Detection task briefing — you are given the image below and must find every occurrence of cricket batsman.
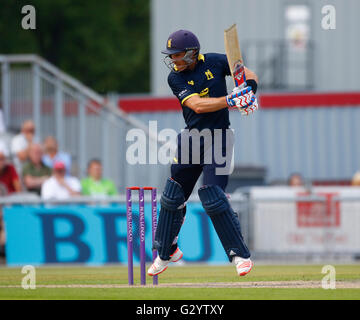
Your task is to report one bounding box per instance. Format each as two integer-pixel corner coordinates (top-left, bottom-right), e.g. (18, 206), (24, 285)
(148, 30), (258, 277)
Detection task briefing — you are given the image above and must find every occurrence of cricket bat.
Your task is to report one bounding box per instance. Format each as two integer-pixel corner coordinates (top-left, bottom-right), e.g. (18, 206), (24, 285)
(224, 24), (246, 88)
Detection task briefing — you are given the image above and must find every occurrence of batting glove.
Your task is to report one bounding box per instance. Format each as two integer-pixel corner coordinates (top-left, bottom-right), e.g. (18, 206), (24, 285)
(239, 95), (259, 116)
(226, 86), (258, 115)
(226, 86), (252, 107)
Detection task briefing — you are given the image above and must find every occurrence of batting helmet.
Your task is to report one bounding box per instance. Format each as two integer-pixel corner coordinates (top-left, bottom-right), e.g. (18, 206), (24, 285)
(161, 30), (200, 55)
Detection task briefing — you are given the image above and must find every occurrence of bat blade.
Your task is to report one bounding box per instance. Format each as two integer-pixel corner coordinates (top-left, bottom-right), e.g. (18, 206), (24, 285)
(224, 24), (246, 88)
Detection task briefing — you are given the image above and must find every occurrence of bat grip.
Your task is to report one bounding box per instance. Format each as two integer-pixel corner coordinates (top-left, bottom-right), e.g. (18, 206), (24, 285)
(234, 73), (247, 88)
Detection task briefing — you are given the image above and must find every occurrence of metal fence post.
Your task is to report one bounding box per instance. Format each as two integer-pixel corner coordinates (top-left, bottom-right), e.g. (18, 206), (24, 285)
(1, 61), (10, 130)
(307, 40), (315, 90)
(78, 94), (86, 178)
(117, 117), (126, 191)
(32, 63), (42, 139)
(102, 109), (110, 180)
(55, 78), (64, 151)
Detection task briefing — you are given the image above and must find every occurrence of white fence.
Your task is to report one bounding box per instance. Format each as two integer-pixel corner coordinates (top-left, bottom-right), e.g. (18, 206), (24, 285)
(247, 187), (360, 261)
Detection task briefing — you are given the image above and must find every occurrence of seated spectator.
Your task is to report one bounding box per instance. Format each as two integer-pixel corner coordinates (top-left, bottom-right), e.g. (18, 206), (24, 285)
(10, 120), (37, 174)
(0, 142), (21, 195)
(81, 159), (117, 196)
(351, 171), (360, 186)
(22, 144), (51, 195)
(288, 173), (304, 187)
(0, 141), (22, 259)
(42, 136), (72, 175)
(41, 161), (81, 200)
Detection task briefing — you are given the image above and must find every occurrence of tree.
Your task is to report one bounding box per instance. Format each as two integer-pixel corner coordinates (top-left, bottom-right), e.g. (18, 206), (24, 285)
(0, 0), (150, 94)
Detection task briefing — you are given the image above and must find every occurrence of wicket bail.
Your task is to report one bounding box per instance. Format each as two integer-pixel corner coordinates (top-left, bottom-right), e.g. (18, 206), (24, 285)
(126, 186), (158, 286)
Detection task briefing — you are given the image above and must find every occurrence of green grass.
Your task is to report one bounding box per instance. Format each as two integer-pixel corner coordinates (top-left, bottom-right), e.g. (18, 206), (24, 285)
(2, 287), (359, 300)
(0, 264), (359, 300)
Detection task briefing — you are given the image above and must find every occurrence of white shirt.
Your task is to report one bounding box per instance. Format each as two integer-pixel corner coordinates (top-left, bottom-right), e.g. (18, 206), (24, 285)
(10, 134), (28, 174)
(11, 133), (40, 155)
(11, 134), (40, 174)
(0, 140), (9, 157)
(11, 134), (28, 155)
(41, 176), (81, 200)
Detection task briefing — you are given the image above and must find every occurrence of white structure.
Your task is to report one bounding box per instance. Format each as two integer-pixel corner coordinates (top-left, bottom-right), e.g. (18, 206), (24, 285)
(151, 0), (360, 95)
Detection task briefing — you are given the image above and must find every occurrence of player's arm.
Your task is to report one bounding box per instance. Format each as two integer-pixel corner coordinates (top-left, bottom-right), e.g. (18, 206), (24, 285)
(184, 66), (258, 114)
(245, 67), (258, 83)
(183, 95), (228, 114)
(169, 73), (228, 114)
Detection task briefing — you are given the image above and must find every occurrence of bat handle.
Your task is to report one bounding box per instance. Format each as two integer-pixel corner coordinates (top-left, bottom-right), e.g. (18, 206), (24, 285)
(234, 74), (247, 88)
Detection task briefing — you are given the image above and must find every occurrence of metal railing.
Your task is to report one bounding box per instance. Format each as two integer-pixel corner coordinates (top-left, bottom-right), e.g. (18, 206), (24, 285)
(0, 54), (169, 191)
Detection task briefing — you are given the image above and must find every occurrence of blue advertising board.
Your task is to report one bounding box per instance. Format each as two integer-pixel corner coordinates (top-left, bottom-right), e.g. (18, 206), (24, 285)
(3, 203), (228, 266)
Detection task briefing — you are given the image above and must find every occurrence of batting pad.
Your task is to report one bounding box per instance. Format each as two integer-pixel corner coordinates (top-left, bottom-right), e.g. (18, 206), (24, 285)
(198, 185), (250, 261)
(153, 178), (186, 260)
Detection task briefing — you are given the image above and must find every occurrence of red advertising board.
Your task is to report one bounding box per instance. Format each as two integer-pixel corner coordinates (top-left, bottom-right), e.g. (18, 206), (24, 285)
(296, 193), (340, 227)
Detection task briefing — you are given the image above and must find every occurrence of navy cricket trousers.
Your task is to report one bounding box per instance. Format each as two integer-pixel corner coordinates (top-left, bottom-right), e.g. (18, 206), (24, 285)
(170, 129), (233, 201)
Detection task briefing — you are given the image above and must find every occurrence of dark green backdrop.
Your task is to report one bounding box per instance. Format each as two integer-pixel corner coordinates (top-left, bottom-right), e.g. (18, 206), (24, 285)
(0, 0), (150, 93)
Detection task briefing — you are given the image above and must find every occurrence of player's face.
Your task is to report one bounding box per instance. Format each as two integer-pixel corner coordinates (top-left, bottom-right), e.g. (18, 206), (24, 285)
(169, 52), (188, 71)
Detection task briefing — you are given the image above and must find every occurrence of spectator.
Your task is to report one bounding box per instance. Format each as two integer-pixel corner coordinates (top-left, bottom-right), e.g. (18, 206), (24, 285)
(10, 120), (37, 174)
(41, 161), (81, 200)
(81, 159), (117, 196)
(0, 142), (21, 195)
(351, 171), (360, 186)
(0, 142), (21, 258)
(288, 173), (304, 187)
(42, 136), (72, 175)
(22, 144), (51, 195)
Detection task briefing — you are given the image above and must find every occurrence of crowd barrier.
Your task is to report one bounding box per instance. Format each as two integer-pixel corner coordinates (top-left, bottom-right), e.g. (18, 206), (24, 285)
(1, 187), (360, 266)
(249, 187), (360, 261)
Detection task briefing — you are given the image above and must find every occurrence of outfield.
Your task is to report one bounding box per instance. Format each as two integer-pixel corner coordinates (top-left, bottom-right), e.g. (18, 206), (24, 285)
(0, 264), (359, 300)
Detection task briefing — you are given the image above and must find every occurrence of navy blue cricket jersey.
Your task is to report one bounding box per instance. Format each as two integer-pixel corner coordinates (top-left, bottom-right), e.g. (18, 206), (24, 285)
(167, 53), (231, 131)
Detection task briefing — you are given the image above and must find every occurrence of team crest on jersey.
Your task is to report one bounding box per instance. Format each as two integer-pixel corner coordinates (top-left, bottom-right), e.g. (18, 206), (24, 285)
(167, 39), (172, 48)
(205, 69), (214, 80)
(200, 87), (209, 97)
(188, 80), (194, 85)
